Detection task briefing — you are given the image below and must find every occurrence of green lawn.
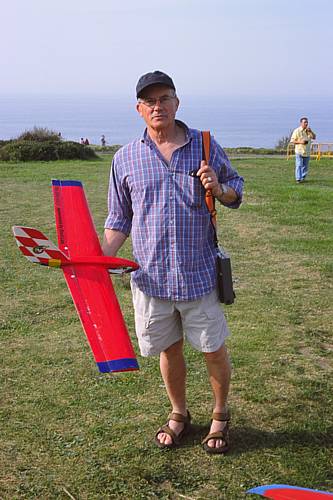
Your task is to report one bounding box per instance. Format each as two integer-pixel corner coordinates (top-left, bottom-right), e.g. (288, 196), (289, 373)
(0, 156), (332, 499)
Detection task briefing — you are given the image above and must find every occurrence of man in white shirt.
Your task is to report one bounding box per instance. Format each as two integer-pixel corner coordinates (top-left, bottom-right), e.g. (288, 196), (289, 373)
(290, 117), (316, 183)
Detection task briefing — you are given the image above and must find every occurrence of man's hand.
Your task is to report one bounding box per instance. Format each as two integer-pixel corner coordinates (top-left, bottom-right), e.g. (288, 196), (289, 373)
(197, 160), (221, 197)
(291, 139), (308, 145)
(306, 127), (316, 139)
(197, 161), (238, 204)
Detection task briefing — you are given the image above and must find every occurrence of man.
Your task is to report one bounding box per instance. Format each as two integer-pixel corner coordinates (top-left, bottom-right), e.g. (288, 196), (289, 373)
(103, 71), (244, 454)
(290, 117), (316, 183)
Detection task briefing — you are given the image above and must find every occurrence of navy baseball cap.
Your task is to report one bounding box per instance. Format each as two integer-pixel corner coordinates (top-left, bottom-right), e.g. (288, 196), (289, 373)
(136, 70), (176, 98)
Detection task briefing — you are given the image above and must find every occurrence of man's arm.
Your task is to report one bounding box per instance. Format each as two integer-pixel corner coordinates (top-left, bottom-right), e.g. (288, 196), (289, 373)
(103, 152), (133, 256)
(290, 130), (308, 145)
(196, 160), (238, 204)
(307, 128), (316, 140)
(102, 228), (128, 256)
(196, 136), (243, 208)
(213, 183), (238, 204)
(291, 138), (308, 144)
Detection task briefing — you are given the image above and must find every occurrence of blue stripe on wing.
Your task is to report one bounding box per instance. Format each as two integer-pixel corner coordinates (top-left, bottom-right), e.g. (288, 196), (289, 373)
(97, 358), (139, 373)
(52, 179), (83, 187)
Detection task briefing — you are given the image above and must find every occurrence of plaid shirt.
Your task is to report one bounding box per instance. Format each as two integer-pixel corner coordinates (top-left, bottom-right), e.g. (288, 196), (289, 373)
(105, 121), (244, 301)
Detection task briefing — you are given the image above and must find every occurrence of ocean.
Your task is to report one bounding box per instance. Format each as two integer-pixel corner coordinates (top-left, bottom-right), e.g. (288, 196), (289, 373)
(0, 94), (332, 148)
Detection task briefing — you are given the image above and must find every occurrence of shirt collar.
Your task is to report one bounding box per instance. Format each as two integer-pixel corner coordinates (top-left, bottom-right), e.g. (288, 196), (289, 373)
(140, 120), (193, 145)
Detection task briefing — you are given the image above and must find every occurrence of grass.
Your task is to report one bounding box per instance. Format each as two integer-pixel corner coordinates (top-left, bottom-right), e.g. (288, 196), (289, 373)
(0, 156), (332, 499)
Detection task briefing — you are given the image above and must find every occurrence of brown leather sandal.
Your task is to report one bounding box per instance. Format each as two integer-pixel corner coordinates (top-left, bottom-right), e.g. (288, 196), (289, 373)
(202, 410), (230, 454)
(154, 411), (191, 449)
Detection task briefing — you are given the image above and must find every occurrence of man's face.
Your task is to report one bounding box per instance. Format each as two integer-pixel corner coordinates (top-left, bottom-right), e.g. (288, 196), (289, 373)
(136, 85), (179, 131)
(301, 119), (308, 129)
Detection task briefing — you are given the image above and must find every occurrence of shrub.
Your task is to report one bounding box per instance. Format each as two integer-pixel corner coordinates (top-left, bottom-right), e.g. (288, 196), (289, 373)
(57, 141), (97, 160)
(92, 145), (122, 154)
(17, 126), (61, 142)
(0, 140), (12, 148)
(0, 141), (97, 162)
(224, 147), (282, 155)
(275, 131), (292, 151)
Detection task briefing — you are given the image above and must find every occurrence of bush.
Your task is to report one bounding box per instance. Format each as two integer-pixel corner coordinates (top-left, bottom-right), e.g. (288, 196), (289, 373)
(57, 141), (97, 160)
(0, 141), (97, 162)
(275, 131), (292, 151)
(92, 145), (122, 154)
(17, 126), (61, 142)
(224, 147), (283, 155)
(0, 140), (12, 148)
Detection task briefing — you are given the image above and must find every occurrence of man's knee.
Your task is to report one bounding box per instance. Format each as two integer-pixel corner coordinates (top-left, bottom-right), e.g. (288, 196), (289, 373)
(162, 338), (184, 357)
(204, 343), (230, 365)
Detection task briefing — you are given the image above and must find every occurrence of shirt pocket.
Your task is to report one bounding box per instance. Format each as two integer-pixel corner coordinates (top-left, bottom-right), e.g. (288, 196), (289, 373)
(179, 173), (203, 208)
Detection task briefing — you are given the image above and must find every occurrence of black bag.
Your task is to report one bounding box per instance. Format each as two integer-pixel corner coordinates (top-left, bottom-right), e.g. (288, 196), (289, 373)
(216, 246), (235, 305)
(202, 131), (235, 305)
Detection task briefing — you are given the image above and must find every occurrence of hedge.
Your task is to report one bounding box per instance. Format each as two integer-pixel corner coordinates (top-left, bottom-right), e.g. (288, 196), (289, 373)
(0, 141), (97, 162)
(17, 126), (61, 142)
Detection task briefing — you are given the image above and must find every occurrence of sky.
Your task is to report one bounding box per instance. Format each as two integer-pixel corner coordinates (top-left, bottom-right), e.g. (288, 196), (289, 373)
(2, 0), (333, 98)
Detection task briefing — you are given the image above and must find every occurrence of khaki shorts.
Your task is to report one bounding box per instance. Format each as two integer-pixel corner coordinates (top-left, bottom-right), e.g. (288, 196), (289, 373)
(131, 283), (230, 357)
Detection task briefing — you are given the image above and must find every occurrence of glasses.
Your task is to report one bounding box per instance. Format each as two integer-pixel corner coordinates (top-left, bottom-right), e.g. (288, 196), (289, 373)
(138, 95), (176, 108)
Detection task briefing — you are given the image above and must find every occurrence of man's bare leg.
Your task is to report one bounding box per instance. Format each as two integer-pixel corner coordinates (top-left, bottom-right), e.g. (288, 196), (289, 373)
(156, 339), (187, 446)
(204, 343), (231, 449)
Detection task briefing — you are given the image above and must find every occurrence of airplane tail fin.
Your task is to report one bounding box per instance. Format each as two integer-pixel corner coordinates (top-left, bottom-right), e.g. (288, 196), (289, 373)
(12, 226), (69, 267)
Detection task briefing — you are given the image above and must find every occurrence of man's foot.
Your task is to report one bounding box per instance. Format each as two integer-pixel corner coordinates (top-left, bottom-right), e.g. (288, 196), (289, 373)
(155, 411), (191, 448)
(202, 410), (230, 454)
(206, 419), (228, 449)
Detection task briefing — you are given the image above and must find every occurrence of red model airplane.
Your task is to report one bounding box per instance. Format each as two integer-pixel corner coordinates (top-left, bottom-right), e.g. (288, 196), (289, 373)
(13, 179), (139, 373)
(247, 484), (333, 499)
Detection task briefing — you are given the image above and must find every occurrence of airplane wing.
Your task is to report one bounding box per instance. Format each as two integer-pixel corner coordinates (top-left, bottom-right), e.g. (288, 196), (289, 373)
(247, 484), (333, 499)
(51, 179), (139, 373)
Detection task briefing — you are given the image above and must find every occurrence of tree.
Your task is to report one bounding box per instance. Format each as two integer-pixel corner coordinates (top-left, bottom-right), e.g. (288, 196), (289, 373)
(275, 130), (292, 151)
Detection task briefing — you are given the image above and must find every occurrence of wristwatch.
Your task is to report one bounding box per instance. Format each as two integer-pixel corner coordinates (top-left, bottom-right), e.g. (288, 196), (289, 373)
(220, 183), (228, 195)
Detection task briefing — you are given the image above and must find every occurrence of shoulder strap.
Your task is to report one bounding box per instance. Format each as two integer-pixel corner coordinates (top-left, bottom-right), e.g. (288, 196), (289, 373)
(201, 131), (217, 229)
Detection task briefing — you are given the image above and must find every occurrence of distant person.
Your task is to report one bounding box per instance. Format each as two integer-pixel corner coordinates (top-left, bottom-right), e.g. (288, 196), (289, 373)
(101, 134), (106, 147)
(290, 117), (316, 183)
(84, 138), (90, 145)
(80, 138), (85, 144)
(103, 70), (244, 454)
